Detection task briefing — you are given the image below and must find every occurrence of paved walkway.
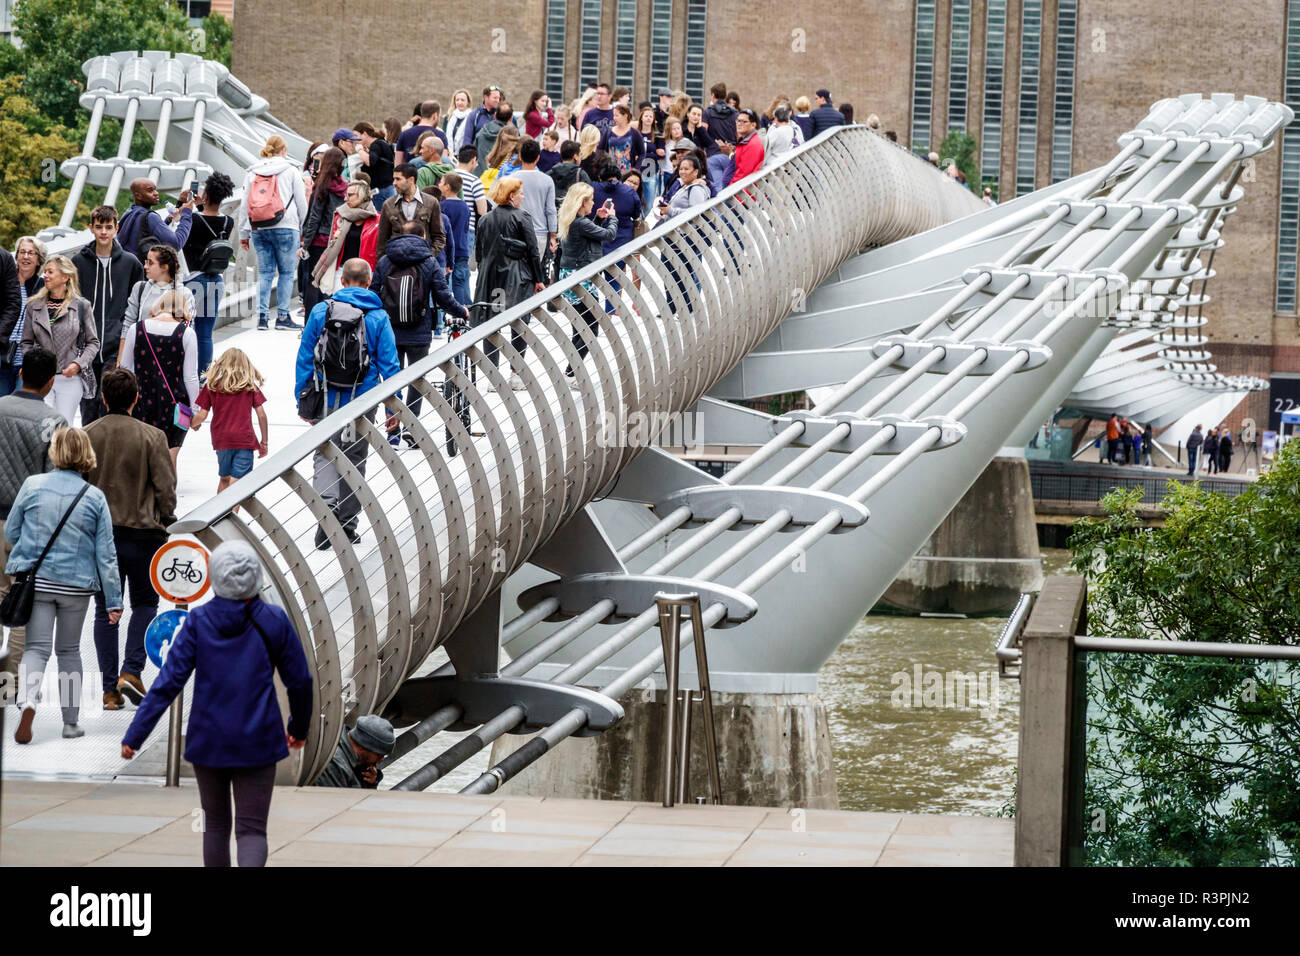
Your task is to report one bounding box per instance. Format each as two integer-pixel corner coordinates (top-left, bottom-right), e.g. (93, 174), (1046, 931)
(1, 781), (1014, 866)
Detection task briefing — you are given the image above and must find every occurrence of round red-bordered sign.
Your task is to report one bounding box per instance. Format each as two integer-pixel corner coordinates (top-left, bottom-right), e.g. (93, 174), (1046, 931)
(150, 539), (212, 605)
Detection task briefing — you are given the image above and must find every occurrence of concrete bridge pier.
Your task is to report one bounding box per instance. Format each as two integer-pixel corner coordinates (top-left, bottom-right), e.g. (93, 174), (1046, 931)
(488, 690), (839, 809)
(879, 455), (1043, 616)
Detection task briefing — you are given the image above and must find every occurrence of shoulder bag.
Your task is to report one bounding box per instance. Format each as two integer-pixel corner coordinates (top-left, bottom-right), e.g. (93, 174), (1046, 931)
(0, 484), (91, 627)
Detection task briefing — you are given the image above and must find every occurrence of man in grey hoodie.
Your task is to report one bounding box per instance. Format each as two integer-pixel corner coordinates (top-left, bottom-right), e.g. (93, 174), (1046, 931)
(72, 206), (144, 425)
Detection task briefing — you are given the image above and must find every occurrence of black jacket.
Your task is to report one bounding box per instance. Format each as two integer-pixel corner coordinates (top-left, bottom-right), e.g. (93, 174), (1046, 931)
(71, 239), (145, 359)
(371, 234), (466, 346)
(809, 103), (846, 138)
(474, 205), (545, 316)
(302, 184), (346, 247)
(0, 249), (19, 343)
(560, 214), (618, 271)
(704, 102), (738, 146)
(549, 161), (591, 208)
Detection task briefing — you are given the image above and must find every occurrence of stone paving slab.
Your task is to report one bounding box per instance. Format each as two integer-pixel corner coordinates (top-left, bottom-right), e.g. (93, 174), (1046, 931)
(0, 781), (1014, 866)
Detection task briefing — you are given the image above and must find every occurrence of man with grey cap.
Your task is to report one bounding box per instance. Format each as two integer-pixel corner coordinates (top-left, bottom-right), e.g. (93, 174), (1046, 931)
(314, 714), (395, 788)
(123, 539), (313, 867)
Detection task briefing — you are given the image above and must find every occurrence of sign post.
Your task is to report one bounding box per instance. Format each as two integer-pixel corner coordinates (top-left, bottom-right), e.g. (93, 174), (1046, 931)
(148, 540), (210, 787)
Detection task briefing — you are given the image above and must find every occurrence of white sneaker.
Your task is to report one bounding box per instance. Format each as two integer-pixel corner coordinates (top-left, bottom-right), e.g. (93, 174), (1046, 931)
(568, 375), (583, 389)
(508, 374), (525, 391)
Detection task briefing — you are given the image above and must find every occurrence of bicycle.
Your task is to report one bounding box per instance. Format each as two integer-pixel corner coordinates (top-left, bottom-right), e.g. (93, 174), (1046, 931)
(160, 558), (203, 585)
(442, 304), (487, 457)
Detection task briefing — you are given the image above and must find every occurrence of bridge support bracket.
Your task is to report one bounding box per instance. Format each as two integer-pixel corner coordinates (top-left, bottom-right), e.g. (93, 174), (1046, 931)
(517, 573), (759, 627)
(652, 485), (870, 534)
(385, 675), (624, 737)
(775, 411), (967, 453)
(872, 334), (1054, 374)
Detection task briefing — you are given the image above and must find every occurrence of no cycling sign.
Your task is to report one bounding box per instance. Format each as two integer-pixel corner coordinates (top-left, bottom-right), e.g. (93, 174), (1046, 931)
(149, 539), (211, 606)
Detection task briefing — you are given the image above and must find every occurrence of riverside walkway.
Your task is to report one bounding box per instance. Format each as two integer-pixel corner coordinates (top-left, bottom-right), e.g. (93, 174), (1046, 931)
(1, 780), (1012, 866)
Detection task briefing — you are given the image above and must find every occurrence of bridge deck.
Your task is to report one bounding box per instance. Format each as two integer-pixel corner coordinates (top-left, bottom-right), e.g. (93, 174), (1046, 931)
(1, 780), (1013, 866)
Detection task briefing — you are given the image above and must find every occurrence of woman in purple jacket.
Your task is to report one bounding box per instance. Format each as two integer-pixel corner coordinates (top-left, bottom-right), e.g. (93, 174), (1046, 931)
(121, 540), (313, 867)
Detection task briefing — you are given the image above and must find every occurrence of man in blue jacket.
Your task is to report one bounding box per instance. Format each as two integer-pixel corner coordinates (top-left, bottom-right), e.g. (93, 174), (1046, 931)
(809, 89), (847, 138)
(295, 258), (401, 550)
(116, 179), (195, 259)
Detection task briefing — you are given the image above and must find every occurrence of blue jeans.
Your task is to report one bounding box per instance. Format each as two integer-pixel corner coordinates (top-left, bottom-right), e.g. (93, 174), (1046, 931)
(373, 185), (397, 205)
(603, 260), (625, 315)
(452, 258), (471, 310)
(0, 360), (19, 396)
(186, 272), (224, 373)
(251, 228), (298, 321)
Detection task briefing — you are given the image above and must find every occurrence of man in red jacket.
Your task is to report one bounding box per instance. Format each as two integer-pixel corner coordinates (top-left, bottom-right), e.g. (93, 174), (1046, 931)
(729, 109), (765, 186)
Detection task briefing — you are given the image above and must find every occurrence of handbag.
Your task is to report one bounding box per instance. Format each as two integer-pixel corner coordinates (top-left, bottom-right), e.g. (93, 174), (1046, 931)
(142, 319), (191, 430)
(0, 484), (90, 627)
(297, 378), (324, 423)
(632, 218), (650, 238)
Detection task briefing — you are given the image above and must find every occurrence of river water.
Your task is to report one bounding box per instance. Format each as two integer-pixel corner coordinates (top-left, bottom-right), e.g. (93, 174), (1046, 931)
(818, 548), (1072, 814)
(390, 549), (1073, 809)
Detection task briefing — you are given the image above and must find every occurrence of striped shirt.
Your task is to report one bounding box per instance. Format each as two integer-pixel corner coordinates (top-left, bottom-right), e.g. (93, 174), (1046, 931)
(35, 576), (96, 597)
(457, 168), (486, 232)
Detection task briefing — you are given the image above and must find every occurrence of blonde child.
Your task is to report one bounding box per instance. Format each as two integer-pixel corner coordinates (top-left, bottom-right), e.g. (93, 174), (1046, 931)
(190, 348), (269, 497)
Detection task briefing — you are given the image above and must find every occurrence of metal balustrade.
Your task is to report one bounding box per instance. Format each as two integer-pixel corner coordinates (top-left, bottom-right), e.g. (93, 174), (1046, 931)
(172, 125), (979, 783)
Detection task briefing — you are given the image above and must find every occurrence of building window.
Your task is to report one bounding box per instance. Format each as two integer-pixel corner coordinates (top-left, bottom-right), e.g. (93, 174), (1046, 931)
(948, 0), (972, 134)
(615, 0), (637, 92)
(544, 0), (567, 100)
(1278, 0), (1300, 313)
(1051, 0), (1078, 183)
(1016, 0), (1043, 196)
(580, 0), (602, 88)
(981, 0), (1007, 186)
(649, 0), (673, 100)
(684, 0), (707, 103)
(911, 0), (937, 151)
(176, 0), (211, 20)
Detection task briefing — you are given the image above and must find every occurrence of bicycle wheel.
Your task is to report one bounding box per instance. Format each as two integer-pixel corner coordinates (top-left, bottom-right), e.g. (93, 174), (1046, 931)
(442, 376), (459, 457)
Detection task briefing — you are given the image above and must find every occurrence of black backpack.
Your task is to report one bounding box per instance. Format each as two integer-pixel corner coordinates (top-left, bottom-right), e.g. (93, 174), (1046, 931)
(195, 215), (235, 276)
(380, 263), (427, 329)
(313, 299), (371, 391)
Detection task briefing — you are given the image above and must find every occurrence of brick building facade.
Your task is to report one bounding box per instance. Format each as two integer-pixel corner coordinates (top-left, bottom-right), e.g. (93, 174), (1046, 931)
(233, 0), (1300, 433)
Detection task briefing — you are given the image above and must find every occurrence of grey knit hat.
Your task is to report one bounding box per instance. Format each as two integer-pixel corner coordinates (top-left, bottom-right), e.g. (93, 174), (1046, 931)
(208, 540), (263, 600)
(349, 715), (395, 756)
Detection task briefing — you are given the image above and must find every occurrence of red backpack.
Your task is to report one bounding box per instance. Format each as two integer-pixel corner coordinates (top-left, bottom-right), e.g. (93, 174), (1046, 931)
(247, 171), (287, 228)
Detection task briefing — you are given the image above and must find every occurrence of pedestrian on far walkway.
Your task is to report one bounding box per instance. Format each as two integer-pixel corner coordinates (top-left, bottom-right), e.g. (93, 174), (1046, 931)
(1186, 424), (1203, 476)
(122, 539), (312, 867)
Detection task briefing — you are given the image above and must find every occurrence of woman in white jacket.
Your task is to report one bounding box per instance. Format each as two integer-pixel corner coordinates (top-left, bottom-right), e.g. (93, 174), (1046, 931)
(237, 135), (308, 331)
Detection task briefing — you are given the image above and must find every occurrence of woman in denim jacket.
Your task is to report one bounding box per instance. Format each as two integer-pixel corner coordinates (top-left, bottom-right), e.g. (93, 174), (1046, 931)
(8, 427), (122, 744)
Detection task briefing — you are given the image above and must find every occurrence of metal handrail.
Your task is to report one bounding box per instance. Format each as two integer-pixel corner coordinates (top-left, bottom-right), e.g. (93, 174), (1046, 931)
(995, 592), (1034, 677)
(1073, 635), (1300, 659)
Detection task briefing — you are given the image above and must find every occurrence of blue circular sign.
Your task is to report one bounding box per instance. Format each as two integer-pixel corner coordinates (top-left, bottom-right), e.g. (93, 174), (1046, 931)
(144, 609), (188, 668)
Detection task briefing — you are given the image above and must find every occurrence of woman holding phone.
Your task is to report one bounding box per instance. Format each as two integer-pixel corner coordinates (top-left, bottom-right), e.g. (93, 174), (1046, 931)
(556, 183), (617, 382)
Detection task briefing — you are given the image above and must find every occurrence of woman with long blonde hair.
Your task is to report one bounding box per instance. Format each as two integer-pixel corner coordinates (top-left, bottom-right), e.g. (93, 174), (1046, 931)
(668, 92), (691, 124)
(190, 347), (270, 497)
(556, 182), (617, 382)
(22, 254), (98, 422)
(481, 124), (523, 191)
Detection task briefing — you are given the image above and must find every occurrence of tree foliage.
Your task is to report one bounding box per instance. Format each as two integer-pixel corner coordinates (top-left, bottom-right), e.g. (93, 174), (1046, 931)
(0, 77), (88, 250)
(1068, 443), (1300, 865)
(936, 130), (980, 193)
(9, 0), (199, 128)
